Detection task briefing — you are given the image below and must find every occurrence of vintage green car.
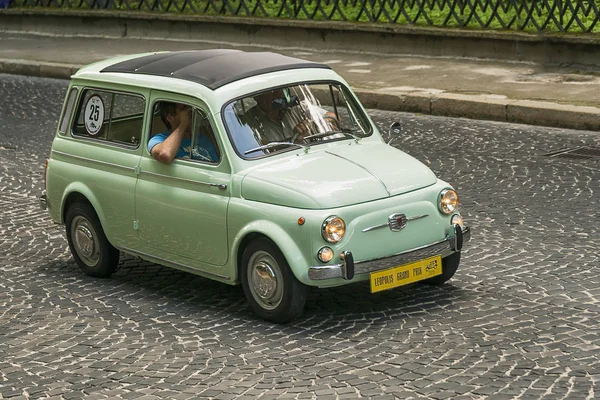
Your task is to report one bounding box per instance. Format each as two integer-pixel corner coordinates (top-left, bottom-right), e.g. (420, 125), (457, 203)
(40, 50), (470, 323)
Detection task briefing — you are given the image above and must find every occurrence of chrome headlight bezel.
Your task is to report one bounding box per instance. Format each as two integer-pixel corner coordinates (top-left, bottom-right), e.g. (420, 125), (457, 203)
(321, 216), (346, 243)
(439, 189), (459, 214)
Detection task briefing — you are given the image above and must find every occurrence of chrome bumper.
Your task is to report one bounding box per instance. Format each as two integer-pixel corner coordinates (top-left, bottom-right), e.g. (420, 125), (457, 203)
(39, 192), (47, 210)
(308, 225), (471, 281)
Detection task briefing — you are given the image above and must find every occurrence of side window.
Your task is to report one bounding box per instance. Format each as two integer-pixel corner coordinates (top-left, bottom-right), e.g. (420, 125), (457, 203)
(72, 89), (145, 147)
(149, 101), (220, 164)
(337, 86), (371, 134)
(329, 86), (353, 128)
(59, 87), (79, 135)
(192, 109), (220, 163)
(73, 90), (112, 139)
(108, 94), (145, 146)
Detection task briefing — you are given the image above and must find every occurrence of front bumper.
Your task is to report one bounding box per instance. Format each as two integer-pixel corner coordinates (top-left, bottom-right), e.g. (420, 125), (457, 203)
(308, 225), (471, 281)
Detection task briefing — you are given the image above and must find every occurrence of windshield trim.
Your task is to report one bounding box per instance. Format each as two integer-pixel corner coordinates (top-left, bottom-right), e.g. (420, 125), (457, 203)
(220, 79), (373, 161)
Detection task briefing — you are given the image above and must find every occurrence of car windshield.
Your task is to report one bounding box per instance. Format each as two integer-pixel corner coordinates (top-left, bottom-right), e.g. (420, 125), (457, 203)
(223, 82), (372, 159)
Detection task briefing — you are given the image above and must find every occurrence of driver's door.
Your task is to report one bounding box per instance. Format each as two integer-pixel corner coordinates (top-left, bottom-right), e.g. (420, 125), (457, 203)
(134, 93), (230, 267)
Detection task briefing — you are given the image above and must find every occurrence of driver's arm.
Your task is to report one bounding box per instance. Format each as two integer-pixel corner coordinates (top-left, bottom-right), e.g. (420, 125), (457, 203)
(150, 127), (186, 164)
(323, 111), (340, 129)
(292, 107), (340, 142)
(150, 106), (191, 164)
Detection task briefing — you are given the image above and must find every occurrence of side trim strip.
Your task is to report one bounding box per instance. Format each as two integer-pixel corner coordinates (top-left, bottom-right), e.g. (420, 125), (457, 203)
(139, 170), (227, 190)
(53, 150), (227, 189)
(52, 150), (135, 172)
(119, 246), (231, 281)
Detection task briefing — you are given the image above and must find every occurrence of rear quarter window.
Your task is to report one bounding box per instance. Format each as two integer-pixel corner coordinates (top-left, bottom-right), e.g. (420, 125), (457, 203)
(58, 87), (79, 135)
(72, 88), (145, 148)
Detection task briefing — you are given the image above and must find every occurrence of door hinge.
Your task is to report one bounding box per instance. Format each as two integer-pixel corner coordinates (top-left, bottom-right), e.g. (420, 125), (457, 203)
(134, 165), (141, 175)
(133, 220), (139, 230)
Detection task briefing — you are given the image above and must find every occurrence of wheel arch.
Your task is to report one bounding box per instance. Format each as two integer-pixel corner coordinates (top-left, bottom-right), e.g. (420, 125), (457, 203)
(60, 183), (106, 231)
(232, 221), (309, 285)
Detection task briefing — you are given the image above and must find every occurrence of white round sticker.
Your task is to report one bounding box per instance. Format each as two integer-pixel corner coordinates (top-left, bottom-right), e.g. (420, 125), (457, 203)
(84, 95), (105, 136)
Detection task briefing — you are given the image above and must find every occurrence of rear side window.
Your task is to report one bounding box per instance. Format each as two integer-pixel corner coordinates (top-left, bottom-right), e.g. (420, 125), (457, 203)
(59, 87), (79, 135)
(72, 89), (145, 147)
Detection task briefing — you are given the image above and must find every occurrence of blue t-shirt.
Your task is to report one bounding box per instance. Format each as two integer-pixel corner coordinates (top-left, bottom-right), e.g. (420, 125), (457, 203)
(148, 133), (218, 162)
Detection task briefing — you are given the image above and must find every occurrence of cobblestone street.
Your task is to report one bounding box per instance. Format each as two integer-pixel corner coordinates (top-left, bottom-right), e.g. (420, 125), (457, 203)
(1, 74), (599, 399)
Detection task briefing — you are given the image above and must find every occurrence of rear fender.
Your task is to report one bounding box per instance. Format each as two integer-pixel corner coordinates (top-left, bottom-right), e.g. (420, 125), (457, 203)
(60, 182), (106, 230)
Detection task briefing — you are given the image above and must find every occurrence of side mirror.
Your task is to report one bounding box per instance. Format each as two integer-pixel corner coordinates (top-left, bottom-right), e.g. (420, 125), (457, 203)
(389, 121), (402, 136)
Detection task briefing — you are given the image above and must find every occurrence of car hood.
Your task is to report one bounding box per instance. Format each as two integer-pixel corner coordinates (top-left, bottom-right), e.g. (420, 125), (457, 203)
(241, 143), (438, 209)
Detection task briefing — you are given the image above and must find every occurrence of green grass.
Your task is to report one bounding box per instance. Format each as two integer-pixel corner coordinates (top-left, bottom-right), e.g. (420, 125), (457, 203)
(12, 0), (600, 33)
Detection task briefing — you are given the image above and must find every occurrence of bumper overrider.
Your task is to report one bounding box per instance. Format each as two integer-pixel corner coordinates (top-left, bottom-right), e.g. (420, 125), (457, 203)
(308, 224), (471, 281)
(39, 192), (48, 210)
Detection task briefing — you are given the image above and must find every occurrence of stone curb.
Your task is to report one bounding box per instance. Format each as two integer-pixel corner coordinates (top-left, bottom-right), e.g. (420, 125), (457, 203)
(2, 59), (600, 132)
(353, 90), (600, 132)
(0, 59), (80, 79)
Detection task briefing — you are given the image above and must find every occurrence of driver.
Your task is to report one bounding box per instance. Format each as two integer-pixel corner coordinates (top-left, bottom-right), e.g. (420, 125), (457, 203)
(243, 89), (337, 145)
(149, 102), (218, 164)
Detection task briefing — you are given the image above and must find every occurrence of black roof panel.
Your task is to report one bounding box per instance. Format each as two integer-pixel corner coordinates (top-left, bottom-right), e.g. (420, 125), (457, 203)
(101, 50), (331, 90)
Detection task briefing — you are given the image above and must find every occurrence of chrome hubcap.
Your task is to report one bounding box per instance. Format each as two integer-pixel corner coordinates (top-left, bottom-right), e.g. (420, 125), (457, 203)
(248, 251), (283, 310)
(71, 216), (100, 267)
(76, 226), (94, 257)
(253, 262), (277, 299)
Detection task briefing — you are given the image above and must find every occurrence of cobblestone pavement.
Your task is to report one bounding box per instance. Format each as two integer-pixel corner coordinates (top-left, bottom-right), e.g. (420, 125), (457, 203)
(0, 74), (599, 400)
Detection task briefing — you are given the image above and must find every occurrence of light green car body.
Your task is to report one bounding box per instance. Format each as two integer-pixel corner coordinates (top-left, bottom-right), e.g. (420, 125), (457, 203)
(45, 52), (467, 289)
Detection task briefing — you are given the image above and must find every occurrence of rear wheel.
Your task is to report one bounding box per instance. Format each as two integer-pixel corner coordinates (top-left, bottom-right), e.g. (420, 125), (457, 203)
(241, 238), (307, 323)
(422, 252), (460, 285)
(65, 202), (119, 278)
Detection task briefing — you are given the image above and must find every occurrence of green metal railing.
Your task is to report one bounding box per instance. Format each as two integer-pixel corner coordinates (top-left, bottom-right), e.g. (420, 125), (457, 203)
(8, 0), (600, 33)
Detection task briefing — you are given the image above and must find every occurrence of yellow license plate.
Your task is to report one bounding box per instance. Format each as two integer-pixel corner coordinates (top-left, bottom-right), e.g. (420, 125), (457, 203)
(370, 255), (442, 293)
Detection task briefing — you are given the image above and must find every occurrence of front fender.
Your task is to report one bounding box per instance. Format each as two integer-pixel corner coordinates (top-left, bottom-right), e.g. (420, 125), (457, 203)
(231, 219), (311, 285)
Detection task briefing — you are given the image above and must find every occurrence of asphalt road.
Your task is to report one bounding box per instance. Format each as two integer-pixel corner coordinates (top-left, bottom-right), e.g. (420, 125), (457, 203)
(1, 74), (599, 400)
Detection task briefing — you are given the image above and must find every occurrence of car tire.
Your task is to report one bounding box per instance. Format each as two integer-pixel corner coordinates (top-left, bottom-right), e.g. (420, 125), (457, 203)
(422, 252), (461, 285)
(241, 238), (307, 323)
(65, 202), (119, 278)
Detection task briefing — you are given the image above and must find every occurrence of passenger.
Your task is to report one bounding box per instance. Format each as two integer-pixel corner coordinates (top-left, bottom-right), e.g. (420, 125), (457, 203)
(148, 102), (218, 164)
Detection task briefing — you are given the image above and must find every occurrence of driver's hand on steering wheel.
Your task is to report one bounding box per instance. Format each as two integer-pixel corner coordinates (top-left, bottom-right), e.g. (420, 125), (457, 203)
(293, 119), (311, 142)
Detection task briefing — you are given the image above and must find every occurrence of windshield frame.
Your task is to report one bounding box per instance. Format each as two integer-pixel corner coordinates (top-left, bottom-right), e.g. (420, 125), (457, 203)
(220, 80), (373, 161)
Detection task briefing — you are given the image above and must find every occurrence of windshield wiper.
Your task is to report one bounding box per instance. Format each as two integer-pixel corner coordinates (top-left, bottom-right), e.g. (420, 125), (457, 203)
(244, 141), (310, 155)
(303, 128), (362, 143)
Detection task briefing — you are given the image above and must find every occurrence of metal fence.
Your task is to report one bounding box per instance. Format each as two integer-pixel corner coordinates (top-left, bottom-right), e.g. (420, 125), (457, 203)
(9, 0), (600, 33)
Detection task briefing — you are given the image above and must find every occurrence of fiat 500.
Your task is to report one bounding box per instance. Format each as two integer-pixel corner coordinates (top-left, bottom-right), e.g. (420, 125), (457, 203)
(40, 50), (471, 323)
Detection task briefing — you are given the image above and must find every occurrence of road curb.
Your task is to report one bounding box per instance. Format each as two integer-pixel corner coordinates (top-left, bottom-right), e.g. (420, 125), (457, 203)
(353, 89), (600, 132)
(0, 59), (78, 80)
(3, 59), (600, 132)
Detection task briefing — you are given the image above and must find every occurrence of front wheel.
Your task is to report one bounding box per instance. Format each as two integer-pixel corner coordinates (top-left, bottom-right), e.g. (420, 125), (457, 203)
(241, 238), (307, 323)
(422, 252), (461, 285)
(65, 202), (119, 278)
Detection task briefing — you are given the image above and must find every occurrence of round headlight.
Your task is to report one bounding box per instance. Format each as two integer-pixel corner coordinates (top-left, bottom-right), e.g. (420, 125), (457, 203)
(322, 216), (346, 243)
(317, 247), (334, 263)
(440, 189), (459, 214)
